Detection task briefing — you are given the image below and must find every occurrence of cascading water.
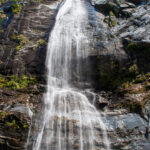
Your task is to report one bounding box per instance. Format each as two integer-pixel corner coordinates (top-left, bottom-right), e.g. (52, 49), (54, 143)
(28, 0), (110, 149)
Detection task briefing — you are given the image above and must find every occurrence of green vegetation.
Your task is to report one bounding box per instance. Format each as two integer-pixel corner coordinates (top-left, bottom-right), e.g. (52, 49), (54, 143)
(104, 11), (117, 27)
(12, 0), (23, 14)
(34, 39), (46, 49)
(107, 2), (115, 10)
(104, 16), (117, 27)
(134, 74), (147, 84)
(104, 17), (109, 23)
(0, 0), (4, 3)
(0, 0), (23, 35)
(6, 120), (20, 129)
(127, 42), (139, 51)
(127, 42), (150, 56)
(23, 123), (28, 128)
(109, 11), (115, 16)
(129, 64), (139, 77)
(0, 11), (6, 34)
(0, 74), (36, 90)
(118, 101), (144, 114)
(0, 12), (6, 27)
(35, 0), (43, 2)
(110, 20), (117, 27)
(118, 93), (150, 114)
(0, 0), (23, 16)
(0, 74), (5, 88)
(97, 62), (139, 91)
(0, 111), (7, 119)
(0, 111), (29, 129)
(11, 34), (28, 50)
(12, 2), (22, 14)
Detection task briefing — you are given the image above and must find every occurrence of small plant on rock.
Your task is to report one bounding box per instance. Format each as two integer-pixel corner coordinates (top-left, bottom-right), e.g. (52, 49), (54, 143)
(11, 34), (28, 51)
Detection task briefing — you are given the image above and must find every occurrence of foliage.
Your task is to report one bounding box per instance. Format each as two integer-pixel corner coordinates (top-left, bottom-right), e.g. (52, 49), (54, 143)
(97, 62), (139, 91)
(0, 0), (4, 3)
(0, 74), (5, 88)
(0, 111), (7, 119)
(11, 34), (28, 50)
(127, 42), (139, 51)
(109, 11), (115, 16)
(96, 57), (147, 92)
(110, 20), (117, 27)
(23, 123), (28, 128)
(12, 3), (22, 14)
(128, 64), (138, 77)
(108, 2), (115, 10)
(35, 0), (43, 2)
(12, 0), (23, 14)
(0, 74), (37, 90)
(118, 101), (144, 114)
(134, 74), (147, 83)
(104, 11), (117, 27)
(34, 39), (46, 49)
(104, 17), (109, 23)
(127, 42), (150, 55)
(0, 12), (6, 27)
(0, 0), (22, 14)
(6, 120), (20, 129)
(0, 111), (29, 129)
(118, 93), (150, 115)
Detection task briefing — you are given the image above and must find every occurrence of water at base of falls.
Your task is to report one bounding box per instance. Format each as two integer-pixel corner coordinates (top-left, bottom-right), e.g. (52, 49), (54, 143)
(28, 0), (111, 150)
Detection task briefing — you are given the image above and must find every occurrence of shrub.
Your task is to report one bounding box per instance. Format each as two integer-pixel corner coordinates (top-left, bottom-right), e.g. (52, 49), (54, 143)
(127, 42), (138, 51)
(0, 74), (37, 90)
(6, 120), (20, 129)
(12, 3), (22, 14)
(12, 0), (23, 14)
(129, 64), (139, 77)
(11, 34), (28, 50)
(0, 74), (6, 88)
(34, 39), (46, 49)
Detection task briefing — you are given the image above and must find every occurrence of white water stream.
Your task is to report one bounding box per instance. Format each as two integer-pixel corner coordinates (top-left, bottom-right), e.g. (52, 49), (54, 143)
(30, 0), (111, 149)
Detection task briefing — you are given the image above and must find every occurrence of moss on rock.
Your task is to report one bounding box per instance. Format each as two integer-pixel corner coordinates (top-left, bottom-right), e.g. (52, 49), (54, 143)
(96, 61), (139, 91)
(0, 74), (37, 90)
(11, 34), (29, 51)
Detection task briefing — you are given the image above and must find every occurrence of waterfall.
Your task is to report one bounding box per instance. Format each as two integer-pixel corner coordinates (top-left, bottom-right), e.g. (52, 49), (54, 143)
(29, 0), (111, 149)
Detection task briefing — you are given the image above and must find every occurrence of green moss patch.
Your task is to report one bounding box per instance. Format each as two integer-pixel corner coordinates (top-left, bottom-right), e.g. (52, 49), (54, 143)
(0, 75), (37, 90)
(97, 62), (139, 91)
(34, 39), (46, 49)
(12, 1), (22, 14)
(11, 34), (28, 51)
(6, 120), (20, 129)
(104, 11), (117, 27)
(127, 42), (150, 56)
(118, 101), (144, 114)
(117, 94), (150, 114)
(0, 111), (7, 119)
(0, 112), (29, 130)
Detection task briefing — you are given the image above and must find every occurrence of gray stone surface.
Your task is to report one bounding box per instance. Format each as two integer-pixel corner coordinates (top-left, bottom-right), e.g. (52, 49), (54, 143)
(104, 113), (146, 131)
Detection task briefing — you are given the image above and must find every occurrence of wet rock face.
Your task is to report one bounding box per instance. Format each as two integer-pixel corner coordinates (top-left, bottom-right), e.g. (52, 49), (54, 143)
(0, 0), (60, 76)
(0, 111), (30, 150)
(104, 112), (150, 150)
(0, 83), (45, 149)
(1, 1), (14, 29)
(89, 0), (150, 91)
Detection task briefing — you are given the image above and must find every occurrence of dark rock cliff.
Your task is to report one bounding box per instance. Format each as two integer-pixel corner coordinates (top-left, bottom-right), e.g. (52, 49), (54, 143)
(0, 0), (60, 149)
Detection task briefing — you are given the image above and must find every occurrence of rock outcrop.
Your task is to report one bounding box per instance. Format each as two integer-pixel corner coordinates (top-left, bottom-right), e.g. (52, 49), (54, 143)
(0, 0), (60, 149)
